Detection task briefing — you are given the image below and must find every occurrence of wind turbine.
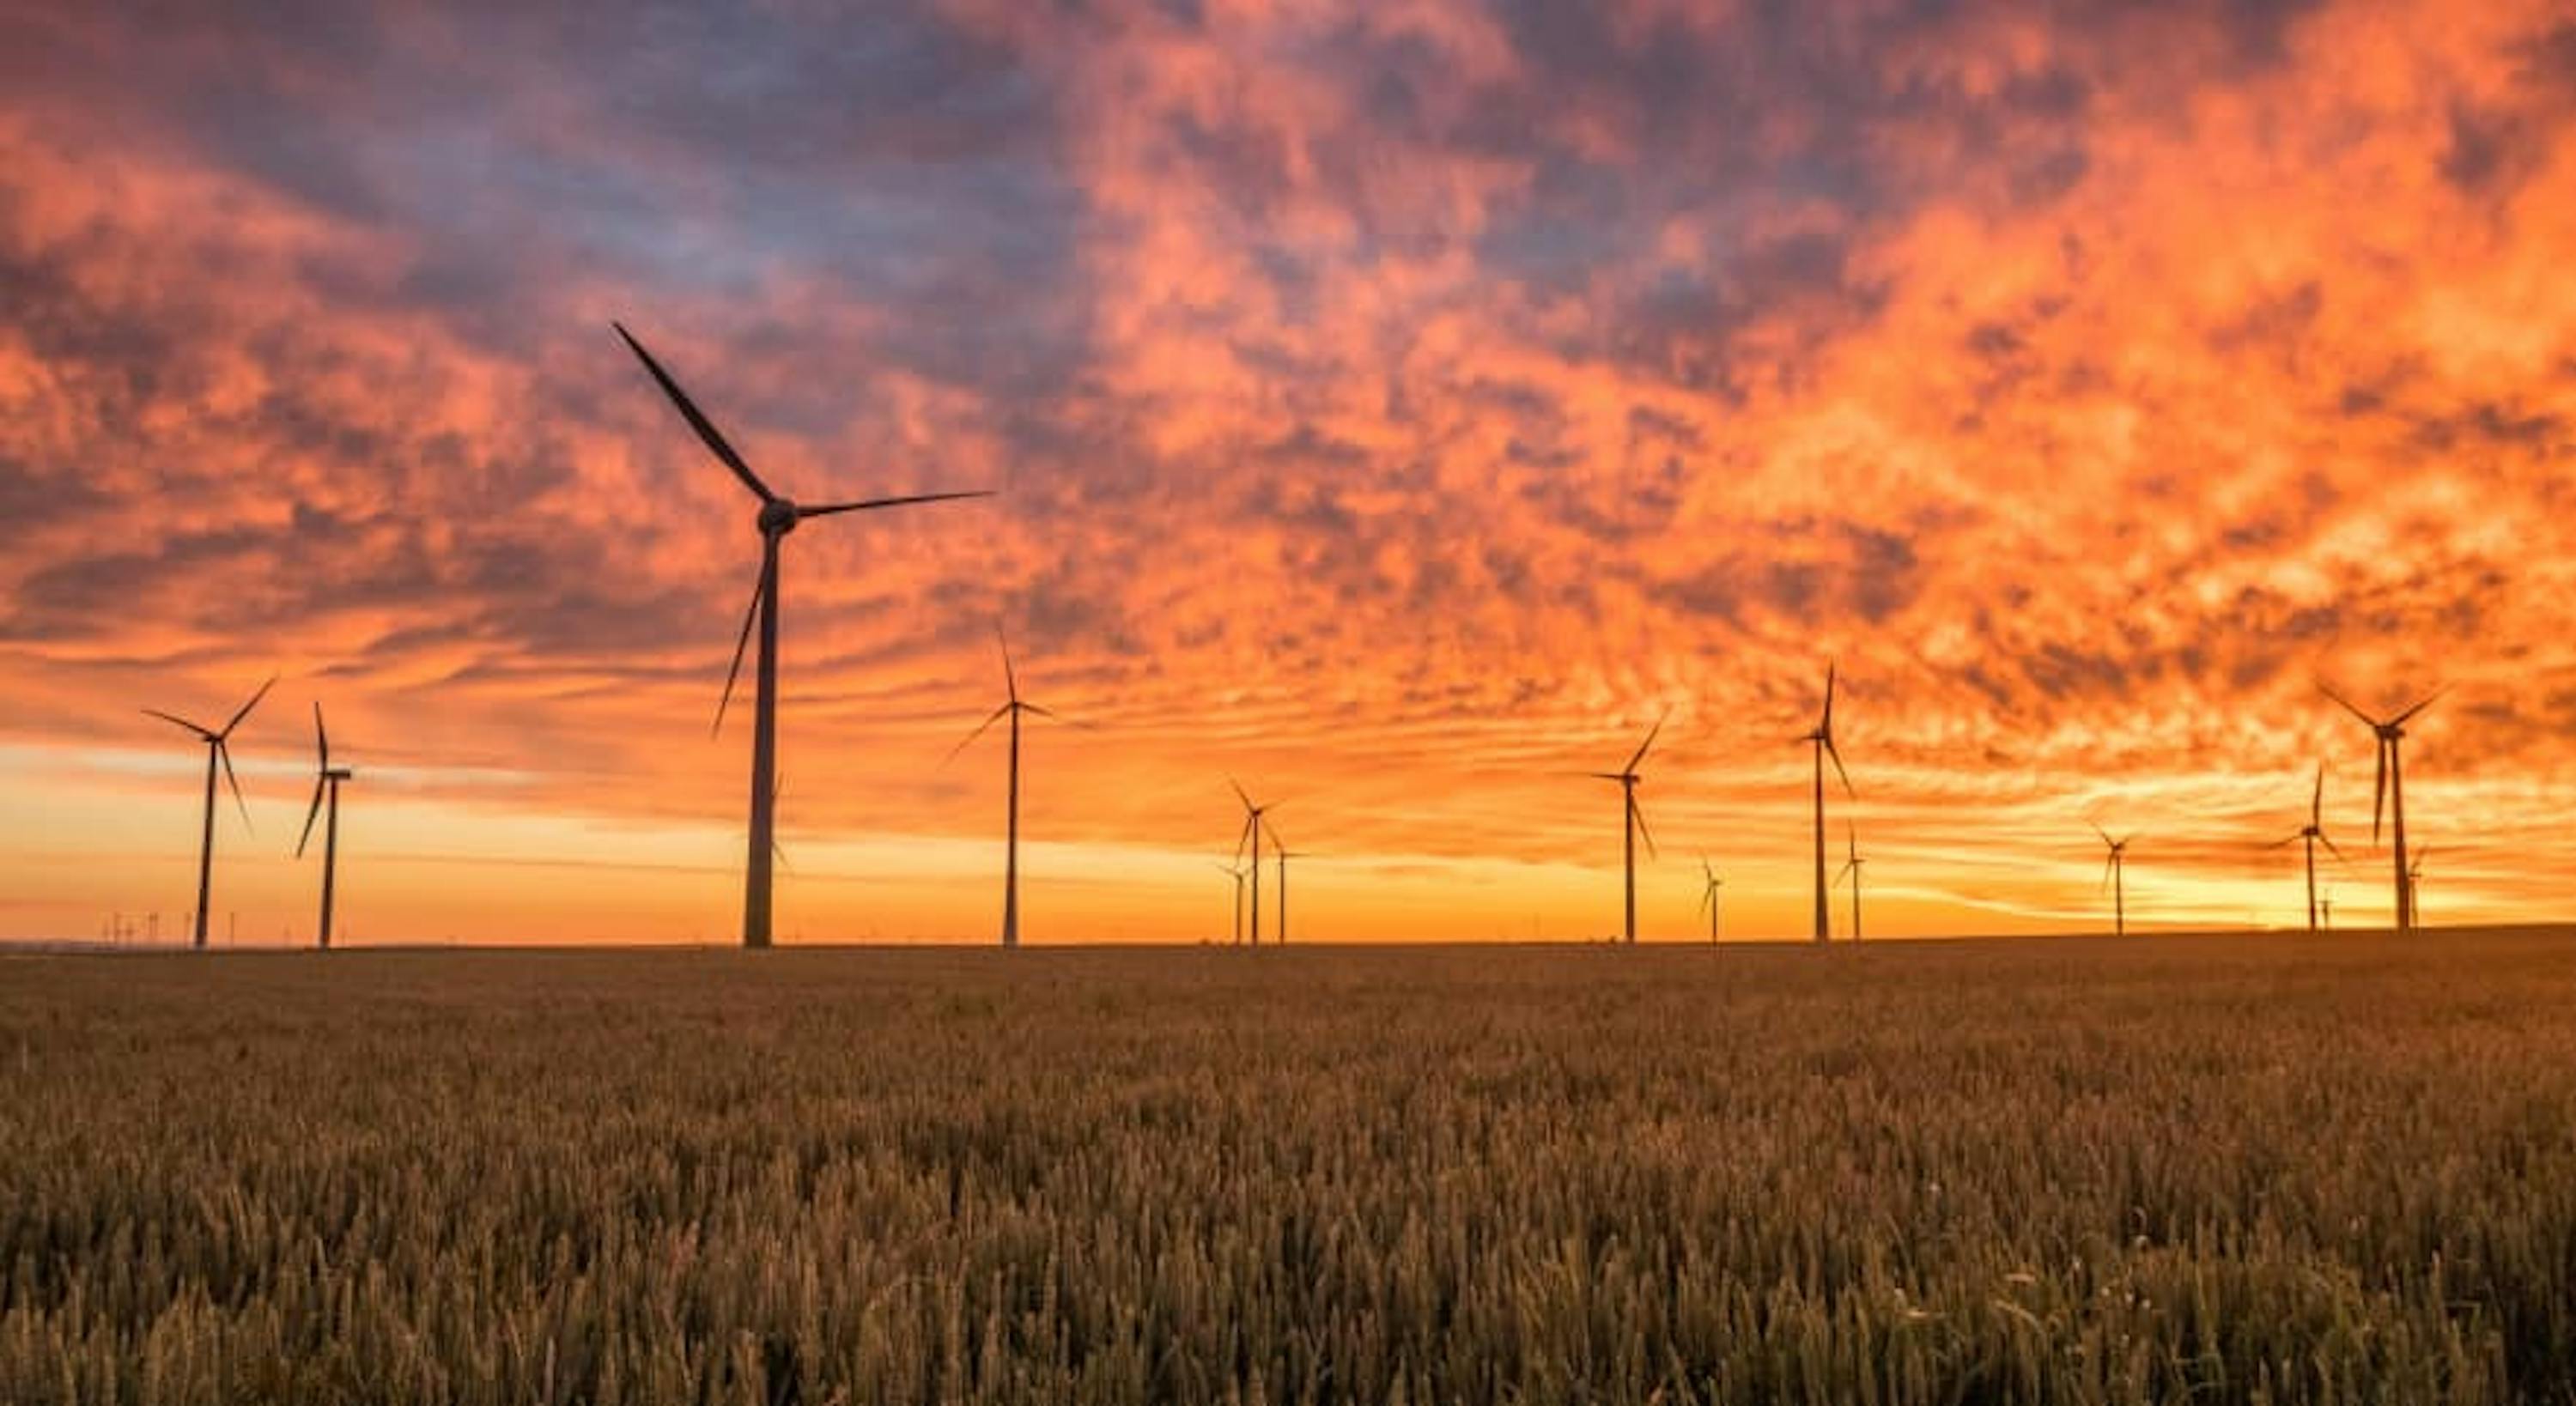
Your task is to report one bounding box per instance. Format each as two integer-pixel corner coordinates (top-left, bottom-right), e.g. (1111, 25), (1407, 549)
(2273, 764), (2345, 933)
(1832, 823), (1866, 942)
(1216, 862), (1247, 944)
(616, 322), (993, 948)
(2407, 847), (2431, 928)
(294, 703), (354, 949)
(1697, 857), (1724, 943)
(1585, 713), (1665, 944)
(1230, 781), (1273, 947)
(2319, 682), (2444, 935)
(2093, 824), (2133, 937)
(1799, 664), (1855, 944)
(947, 627), (1068, 948)
(143, 676), (275, 949)
(1271, 827), (1309, 945)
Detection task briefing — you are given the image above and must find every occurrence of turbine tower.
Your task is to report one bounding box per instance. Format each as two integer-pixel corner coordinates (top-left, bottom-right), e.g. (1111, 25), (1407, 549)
(2274, 765), (2345, 933)
(1585, 713), (1665, 944)
(1230, 781), (1273, 947)
(1697, 857), (1724, 944)
(616, 323), (993, 948)
(295, 702), (354, 950)
(1799, 664), (1855, 944)
(1832, 822), (1866, 942)
(2320, 682), (2442, 935)
(2094, 824), (2133, 937)
(143, 676), (275, 949)
(947, 627), (1067, 948)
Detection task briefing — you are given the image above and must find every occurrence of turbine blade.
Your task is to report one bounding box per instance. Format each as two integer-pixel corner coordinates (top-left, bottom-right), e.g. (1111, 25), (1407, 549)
(1825, 736), (1855, 797)
(1233, 813), (1255, 865)
(941, 703), (1012, 767)
(1820, 660), (1837, 736)
(295, 778), (325, 858)
(712, 567), (767, 738)
(995, 623), (1018, 704)
(2100, 854), (2114, 894)
(220, 675), (276, 738)
(2372, 742), (2388, 843)
(1229, 777), (1255, 812)
(2092, 821), (2113, 848)
(1625, 708), (1668, 773)
(795, 490), (995, 519)
(143, 708), (213, 739)
(2310, 763), (2324, 827)
(2321, 834), (2348, 863)
(1629, 794), (1658, 859)
(613, 322), (775, 502)
(217, 741), (252, 834)
(2318, 680), (2377, 727)
(2392, 686), (2450, 726)
(313, 700), (330, 772)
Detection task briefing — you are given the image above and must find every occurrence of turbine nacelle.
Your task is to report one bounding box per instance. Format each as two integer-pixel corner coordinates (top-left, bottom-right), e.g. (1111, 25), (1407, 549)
(758, 499), (800, 536)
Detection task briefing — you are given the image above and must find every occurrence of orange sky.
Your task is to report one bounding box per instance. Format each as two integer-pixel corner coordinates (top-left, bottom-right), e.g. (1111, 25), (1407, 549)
(3, 0), (2571, 944)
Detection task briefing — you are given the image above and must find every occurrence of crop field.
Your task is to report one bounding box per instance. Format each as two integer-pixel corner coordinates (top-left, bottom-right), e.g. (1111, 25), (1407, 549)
(5, 932), (2576, 1404)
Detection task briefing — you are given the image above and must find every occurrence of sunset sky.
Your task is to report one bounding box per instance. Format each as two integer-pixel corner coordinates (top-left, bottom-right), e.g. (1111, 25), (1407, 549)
(3, 0), (2571, 944)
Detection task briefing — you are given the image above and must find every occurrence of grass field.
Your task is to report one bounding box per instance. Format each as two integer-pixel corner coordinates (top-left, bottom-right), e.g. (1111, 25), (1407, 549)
(5, 931), (2576, 1404)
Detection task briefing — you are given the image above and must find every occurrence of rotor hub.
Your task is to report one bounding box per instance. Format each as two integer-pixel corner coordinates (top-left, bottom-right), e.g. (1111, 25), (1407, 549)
(759, 499), (799, 536)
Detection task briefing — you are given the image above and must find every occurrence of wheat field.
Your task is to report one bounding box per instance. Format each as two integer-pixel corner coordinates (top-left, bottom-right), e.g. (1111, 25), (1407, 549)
(5, 931), (2574, 1404)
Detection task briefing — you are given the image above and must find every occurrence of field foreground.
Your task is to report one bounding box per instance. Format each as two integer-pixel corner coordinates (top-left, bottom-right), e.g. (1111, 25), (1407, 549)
(5, 933), (2576, 1404)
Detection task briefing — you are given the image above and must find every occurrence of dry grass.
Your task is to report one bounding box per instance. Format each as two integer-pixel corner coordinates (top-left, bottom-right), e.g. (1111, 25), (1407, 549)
(5, 930), (2576, 1403)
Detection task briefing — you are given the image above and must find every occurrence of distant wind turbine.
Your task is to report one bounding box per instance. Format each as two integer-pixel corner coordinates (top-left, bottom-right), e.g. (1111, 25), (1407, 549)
(294, 703), (354, 950)
(1230, 781), (1273, 947)
(1697, 857), (1724, 944)
(144, 676), (275, 950)
(1271, 827), (1309, 945)
(947, 627), (1069, 948)
(616, 321), (993, 948)
(1833, 822), (1866, 942)
(1217, 862), (1248, 944)
(2407, 847), (2431, 928)
(1800, 664), (1854, 944)
(1584, 713), (1666, 944)
(2094, 824), (2133, 937)
(2273, 765), (2346, 933)
(2319, 682), (2444, 935)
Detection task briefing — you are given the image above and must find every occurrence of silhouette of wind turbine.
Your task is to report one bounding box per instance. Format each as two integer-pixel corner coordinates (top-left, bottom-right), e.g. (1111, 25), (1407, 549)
(1270, 827), (1309, 945)
(947, 627), (1069, 948)
(294, 702), (354, 950)
(2321, 884), (2336, 930)
(2407, 847), (2431, 928)
(2272, 764), (2346, 933)
(2093, 824), (2133, 937)
(1832, 822), (1866, 942)
(1585, 713), (1665, 944)
(2319, 682), (2444, 935)
(1230, 781), (1273, 947)
(1697, 856), (1724, 944)
(1799, 664), (1854, 944)
(616, 322), (993, 948)
(143, 676), (275, 950)
(1216, 861), (1247, 944)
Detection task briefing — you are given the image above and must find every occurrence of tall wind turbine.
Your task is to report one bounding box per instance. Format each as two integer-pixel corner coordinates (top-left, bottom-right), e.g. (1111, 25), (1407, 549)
(144, 676), (275, 949)
(2274, 765), (2345, 933)
(1585, 714), (1665, 944)
(1832, 822), (1866, 942)
(2093, 824), (2133, 937)
(1230, 781), (1273, 947)
(1798, 664), (1855, 943)
(1697, 857), (1724, 944)
(616, 322), (993, 948)
(948, 627), (1067, 948)
(1271, 827), (1308, 945)
(294, 702), (354, 950)
(2320, 682), (2444, 935)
